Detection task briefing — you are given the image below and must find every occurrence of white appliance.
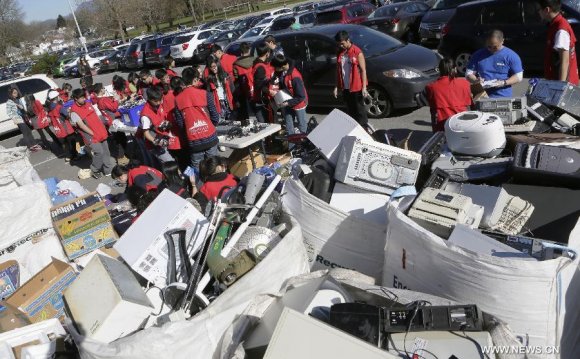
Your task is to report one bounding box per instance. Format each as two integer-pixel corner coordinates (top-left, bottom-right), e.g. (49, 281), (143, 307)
(445, 111), (506, 158)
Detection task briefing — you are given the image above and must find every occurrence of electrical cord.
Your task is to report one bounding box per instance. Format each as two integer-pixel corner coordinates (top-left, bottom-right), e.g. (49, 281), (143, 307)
(402, 300), (431, 359)
(448, 330), (491, 359)
(144, 285), (166, 316)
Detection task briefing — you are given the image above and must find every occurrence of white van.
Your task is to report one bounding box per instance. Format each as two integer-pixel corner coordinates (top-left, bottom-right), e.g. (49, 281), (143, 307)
(170, 29), (220, 61)
(0, 75), (58, 136)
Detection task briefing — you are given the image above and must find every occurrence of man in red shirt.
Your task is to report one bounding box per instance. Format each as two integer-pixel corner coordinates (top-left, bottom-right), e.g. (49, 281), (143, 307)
(537, 0), (579, 85)
(333, 30), (370, 129)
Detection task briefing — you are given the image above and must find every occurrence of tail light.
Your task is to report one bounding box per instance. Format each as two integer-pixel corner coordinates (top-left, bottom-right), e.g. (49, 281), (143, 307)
(441, 24), (450, 36)
(131, 51), (139, 58)
(391, 18), (400, 25)
(182, 43), (189, 51)
(153, 48), (161, 55)
(104, 60), (109, 64)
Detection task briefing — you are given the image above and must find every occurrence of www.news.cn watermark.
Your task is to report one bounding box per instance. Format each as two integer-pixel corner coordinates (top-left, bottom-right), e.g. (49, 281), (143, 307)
(482, 346), (560, 355)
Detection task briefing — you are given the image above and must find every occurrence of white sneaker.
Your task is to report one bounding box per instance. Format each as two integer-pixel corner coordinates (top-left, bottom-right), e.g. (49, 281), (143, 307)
(218, 146), (226, 152)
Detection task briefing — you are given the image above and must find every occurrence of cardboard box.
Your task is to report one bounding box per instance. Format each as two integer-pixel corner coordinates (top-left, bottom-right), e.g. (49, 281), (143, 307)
(266, 153), (292, 166)
(229, 149), (265, 178)
(114, 189), (210, 287)
(0, 318), (66, 359)
(6, 258), (76, 323)
(0, 260), (20, 300)
(51, 193), (118, 260)
(63, 255), (153, 343)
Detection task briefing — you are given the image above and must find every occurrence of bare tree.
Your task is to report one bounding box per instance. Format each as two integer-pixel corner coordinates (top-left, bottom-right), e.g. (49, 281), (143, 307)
(0, 0), (24, 57)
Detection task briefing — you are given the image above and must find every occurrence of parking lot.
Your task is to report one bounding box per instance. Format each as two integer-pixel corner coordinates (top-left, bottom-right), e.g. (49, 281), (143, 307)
(0, 64), (530, 193)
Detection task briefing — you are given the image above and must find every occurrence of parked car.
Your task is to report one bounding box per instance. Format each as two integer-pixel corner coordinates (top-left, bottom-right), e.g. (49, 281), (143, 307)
(268, 8), (294, 17)
(98, 50), (124, 73)
(294, 2), (317, 13)
(361, 1), (430, 42)
(295, 12), (317, 29)
(438, 0), (580, 74)
(52, 55), (77, 78)
(170, 29), (219, 62)
(239, 25), (269, 40)
(255, 15), (283, 28)
(199, 20), (221, 30)
(193, 30), (243, 64)
(0, 75), (58, 135)
(419, 0), (472, 46)
(125, 39), (151, 69)
(63, 49), (116, 76)
(270, 15), (298, 33)
(144, 34), (177, 67)
(225, 24), (440, 118)
(316, 1), (376, 25)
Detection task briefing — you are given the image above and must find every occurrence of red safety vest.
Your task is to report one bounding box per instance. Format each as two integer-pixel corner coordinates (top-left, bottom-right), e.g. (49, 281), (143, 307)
(337, 44), (366, 92)
(200, 173), (238, 200)
(48, 103), (74, 139)
(425, 76), (472, 132)
(161, 90), (182, 150)
(127, 166), (164, 192)
(96, 96), (119, 127)
(221, 53), (237, 78)
(284, 68), (308, 110)
(166, 69), (178, 78)
(175, 87), (216, 142)
(140, 102), (180, 150)
(29, 100), (50, 129)
(58, 89), (69, 102)
(234, 63), (253, 97)
(71, 101), (108, 144)
(251, 61), (274, 102)
(208, 76), (235, 113)
(545, 13), (579, 85)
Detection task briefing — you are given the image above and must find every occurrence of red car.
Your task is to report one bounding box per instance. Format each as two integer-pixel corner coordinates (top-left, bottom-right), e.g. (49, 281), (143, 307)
(316, 1), (376, 25)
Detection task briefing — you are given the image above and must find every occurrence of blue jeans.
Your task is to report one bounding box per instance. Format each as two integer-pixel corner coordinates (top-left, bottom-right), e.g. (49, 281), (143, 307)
(282, 107), (307, 134)
(190, 144), (218, 168)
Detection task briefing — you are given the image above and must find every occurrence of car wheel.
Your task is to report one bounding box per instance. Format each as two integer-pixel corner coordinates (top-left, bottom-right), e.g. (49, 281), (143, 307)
(455, 51), (471, 75)
(364, 85), (392, 118)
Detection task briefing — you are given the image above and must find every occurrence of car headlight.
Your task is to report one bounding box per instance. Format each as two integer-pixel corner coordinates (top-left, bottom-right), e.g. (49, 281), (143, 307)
(383, 69), (421, 79)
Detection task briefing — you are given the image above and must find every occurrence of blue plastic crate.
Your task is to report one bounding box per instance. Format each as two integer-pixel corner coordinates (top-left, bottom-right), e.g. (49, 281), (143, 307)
(119, 104), (144, 127)
(63, 100), (74, 109)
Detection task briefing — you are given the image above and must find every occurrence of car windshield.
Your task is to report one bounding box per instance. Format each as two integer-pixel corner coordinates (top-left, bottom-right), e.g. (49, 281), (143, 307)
(368, 5), (400, 18)
(207, 32), (222, 42)
(240, 27), (263, 39)
(432, 0), (469, 10)
(172, 34), (193, 45)
(256, 17), (274, 26)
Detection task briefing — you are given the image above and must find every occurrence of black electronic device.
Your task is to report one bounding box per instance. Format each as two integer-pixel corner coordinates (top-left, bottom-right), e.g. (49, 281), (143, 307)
(383, 305), (483, 333)
(512, 143), (580, 188)
(526, 96), (556, 124)
(431, 155), (512, 182)
(328, 303), (385, 348)
(422, 168), (450, 190)
(418, 131), (446, 166)
(529, 80), (580, 118)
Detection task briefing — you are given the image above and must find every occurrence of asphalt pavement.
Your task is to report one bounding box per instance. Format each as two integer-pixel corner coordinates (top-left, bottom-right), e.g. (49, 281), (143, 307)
(0, 66), (529, 193)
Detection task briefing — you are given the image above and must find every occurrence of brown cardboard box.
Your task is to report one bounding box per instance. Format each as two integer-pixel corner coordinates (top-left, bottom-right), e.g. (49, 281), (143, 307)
(51, 193), (118, 260)
(6, 258), (76, 323)
(266, 153), (292, 166)
(229, 149), (265, 178)
(0, 303), (30, 333)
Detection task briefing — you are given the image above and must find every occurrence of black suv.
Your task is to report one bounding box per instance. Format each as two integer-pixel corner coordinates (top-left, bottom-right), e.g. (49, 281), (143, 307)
(438, 0), (580, 74)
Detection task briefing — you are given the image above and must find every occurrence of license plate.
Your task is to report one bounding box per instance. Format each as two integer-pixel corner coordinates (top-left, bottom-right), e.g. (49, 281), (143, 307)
(371, 25), (378, 29)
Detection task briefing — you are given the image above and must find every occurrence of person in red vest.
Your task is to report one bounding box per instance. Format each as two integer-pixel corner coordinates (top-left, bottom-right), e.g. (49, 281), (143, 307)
(46, 90), (78, 162)
(112, 75), (132, 101)
(205, 57), (235, 122)
(270, 54), (308, 135)
(155, 69), (171, 86)
(209, 44), (237, 78)
(333, 30), (369, 129)
(111, 164), (164, 192)
(58, 82), (72, 102)
(425, 58), (472, 132)
(69, 88), (113, 178)
(191, 156), (238, 201)
(139, 87), (180, 164)
(233, 42), (255, 123)
(174, 67), (220, 168)
(165, 56), (178, 78)
(251, 42), (274, 123)
(537, 0), (579, 85)
(94, 83), (130, 165)
(160, 80), (185, 168)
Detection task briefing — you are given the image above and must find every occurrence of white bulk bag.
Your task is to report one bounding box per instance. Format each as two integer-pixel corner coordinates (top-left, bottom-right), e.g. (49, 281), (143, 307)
(382, 204), (580, 358)
(0, 146), (41, 192)
(0, 182), (66, 281)
(69, 216), (310, 359)
(282, 179), (387, 280)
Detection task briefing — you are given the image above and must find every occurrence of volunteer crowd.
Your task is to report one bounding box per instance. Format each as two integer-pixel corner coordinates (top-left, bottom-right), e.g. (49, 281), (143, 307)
(4, 0), (575, 213)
